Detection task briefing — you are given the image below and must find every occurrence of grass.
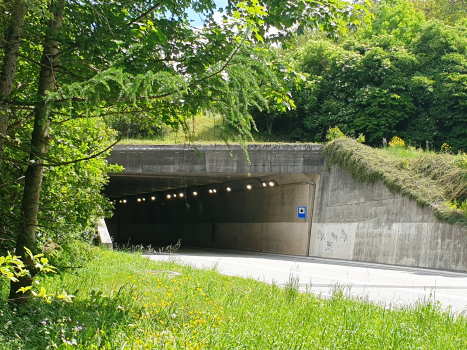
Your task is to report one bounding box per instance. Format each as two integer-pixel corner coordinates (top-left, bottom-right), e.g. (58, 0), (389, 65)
(1, 248), (467, 349)
(119, 113), (293, 145)
(323, 138), (467, 225)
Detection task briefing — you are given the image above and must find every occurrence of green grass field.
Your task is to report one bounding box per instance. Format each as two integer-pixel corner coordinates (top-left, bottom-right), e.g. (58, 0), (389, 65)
(1, 248), (466, 349)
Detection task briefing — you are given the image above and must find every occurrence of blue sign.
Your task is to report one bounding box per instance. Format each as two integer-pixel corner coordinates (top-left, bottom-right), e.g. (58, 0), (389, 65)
(297, 206), (307, 219)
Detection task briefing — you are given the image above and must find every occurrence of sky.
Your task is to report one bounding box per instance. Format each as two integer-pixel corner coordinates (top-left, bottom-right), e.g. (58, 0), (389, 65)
(186, 0), (228, 27)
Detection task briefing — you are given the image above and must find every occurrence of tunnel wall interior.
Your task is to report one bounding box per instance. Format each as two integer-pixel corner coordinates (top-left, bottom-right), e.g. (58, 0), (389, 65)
(310, 165), (467, 272)
(106, 174), (315, 256)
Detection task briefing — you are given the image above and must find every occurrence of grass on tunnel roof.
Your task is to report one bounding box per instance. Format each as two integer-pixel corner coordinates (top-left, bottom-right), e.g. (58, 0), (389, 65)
(118, 112), (301, 145)
(324, 138), (467, 225)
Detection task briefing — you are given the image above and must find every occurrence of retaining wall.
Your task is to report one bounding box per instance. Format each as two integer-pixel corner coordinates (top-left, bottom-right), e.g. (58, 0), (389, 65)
(310, 165), (467, 272)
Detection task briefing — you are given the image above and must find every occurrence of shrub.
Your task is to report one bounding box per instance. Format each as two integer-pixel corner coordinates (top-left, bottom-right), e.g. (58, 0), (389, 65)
(389, 136), (406, 148)
(326, 126), (346, 141)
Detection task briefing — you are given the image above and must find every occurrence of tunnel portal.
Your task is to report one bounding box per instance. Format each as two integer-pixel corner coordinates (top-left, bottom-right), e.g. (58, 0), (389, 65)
(105, 144), (324, 256)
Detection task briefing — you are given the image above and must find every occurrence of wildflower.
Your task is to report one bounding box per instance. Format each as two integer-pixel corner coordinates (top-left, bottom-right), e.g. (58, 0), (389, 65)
(441, 143), (452, 153)
(389, 136), (405, 148)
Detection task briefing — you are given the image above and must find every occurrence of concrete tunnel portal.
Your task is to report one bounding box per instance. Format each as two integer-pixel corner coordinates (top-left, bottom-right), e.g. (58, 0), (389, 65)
(105, 144), (324, 256)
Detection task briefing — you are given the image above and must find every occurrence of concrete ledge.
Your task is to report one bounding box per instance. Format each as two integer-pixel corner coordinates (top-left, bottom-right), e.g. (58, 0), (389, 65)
(112, 143), (323, 151)
(97, 218), (113, 250)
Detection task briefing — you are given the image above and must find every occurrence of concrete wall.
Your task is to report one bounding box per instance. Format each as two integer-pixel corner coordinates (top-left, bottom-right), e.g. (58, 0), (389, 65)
(309, 165), (467, 272)
(107, 174), (316, 256)
(106, 144), (467, 272)
(108, 144), (324, 176)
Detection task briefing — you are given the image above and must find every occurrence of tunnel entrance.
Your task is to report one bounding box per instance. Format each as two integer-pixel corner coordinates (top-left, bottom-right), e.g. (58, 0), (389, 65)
(104, 144), (324, 256)
(105, 173), (318, 256)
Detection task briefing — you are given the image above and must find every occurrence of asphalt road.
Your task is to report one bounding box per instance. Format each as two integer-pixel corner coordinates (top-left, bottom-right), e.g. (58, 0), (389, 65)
(148, 248), (467, 315)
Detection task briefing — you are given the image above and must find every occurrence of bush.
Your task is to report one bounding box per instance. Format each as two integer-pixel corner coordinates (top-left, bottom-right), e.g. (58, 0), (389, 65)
(326, 126), (346, 141)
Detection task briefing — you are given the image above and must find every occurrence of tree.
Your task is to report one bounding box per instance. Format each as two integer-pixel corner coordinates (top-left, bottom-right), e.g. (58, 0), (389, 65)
(0, 0), (28, 154)
(1, 0), (362, 302)
(257, 0), (467, 150)
(411, 0), (467, 24)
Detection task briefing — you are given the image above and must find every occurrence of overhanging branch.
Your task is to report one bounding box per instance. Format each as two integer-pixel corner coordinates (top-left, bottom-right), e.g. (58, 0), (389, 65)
(43, 138), (121, 167)
(52, 40), (244, 105)
(128, 1), (164, 26)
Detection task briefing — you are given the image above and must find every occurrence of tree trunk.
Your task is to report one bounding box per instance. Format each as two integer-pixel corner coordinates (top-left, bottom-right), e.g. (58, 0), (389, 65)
(266, 118), (274, 135)
(9, 0), (64, 303)
(0, 0), (28, 155)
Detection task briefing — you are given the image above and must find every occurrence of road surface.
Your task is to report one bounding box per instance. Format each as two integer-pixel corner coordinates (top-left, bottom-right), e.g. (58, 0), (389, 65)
(148, 248), (467, 314)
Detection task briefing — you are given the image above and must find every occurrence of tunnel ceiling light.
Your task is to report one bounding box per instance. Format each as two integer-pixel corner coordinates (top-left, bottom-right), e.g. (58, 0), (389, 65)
(226, 187), (232, 192)
(179, 193), (184, 198)
(123, 199), (127, 204)
(193, 191), (198, 196)
(246, 184), (253, 190)
(269, 181), (276, 187)
(151, 196), (156, 201)
(167, 194), (172, 199)
(262, 182), (267, 187)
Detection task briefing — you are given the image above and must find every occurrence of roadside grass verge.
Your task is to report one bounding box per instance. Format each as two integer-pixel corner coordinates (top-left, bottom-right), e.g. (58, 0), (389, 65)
(1, 249), (467, 349)
(324, 138), (467, 225)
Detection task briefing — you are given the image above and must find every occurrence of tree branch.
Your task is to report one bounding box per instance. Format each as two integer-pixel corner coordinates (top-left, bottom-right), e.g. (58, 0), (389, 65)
(52, 41), (243, 104)
(0, 175), (25, 188)
(43, 138), (121, 167)
(7, 113), (34, 133)
(17, 53), (51, 69)
(128, 1), (164, 26)
(1, 139), (121, 167)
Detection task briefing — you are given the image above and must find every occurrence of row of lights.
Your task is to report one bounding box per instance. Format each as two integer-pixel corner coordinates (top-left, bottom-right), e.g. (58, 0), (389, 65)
(117, 180), (277, 204)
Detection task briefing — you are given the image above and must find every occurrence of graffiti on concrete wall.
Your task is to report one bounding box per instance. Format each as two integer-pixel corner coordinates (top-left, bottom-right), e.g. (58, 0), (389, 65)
(312, 224), (357, 258)
(317, 229), (349, 243)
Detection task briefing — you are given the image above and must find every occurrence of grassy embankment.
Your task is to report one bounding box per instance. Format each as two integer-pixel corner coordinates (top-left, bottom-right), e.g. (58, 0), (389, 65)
(119, 113), (290, 145)
(324, 138), (467, 225)
(1, 248), (467, 349)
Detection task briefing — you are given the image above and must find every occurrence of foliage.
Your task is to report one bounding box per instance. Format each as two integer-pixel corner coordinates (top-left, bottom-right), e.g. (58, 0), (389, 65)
(0, 251), (32, 284)
(356, 133), (365, 143)
(441, 143), (453, 153)
(411, 0), (467, 25)
(0, 248), (74, 303)
(389, 136), (406, 148)
(36, 119), (123, 245)
(367, 0), (426, 44)
(1, 248), (467, 348)
(254, 0), (467, 151)
(0, 118), (121, 252)
(324, 137), (467, 225)
(326, 126), (346, 141)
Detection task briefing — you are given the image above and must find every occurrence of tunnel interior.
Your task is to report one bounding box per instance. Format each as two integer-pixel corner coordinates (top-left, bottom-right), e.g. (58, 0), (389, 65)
(105, 173), (318, 256)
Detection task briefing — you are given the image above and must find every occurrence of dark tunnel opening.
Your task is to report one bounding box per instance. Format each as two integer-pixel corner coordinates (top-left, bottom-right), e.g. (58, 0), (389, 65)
(105, 173), (318, 256)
